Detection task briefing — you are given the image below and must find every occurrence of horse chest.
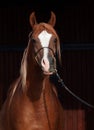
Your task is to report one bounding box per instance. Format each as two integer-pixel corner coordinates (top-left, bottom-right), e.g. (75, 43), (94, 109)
(9, 92), (60, 130)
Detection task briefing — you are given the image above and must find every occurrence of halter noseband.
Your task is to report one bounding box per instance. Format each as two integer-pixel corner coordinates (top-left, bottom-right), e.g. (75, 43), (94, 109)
(35, 47), (55, 58)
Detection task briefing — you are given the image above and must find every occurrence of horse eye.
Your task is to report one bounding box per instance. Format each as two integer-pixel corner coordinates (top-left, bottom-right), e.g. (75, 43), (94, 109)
(54, 38), (57, 43)
(31, 38), (36, 44)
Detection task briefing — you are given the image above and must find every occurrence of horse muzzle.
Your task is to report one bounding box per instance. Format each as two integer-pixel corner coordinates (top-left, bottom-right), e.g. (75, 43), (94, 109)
(41, 56), (56, 75)
(35, 47), (56, 75)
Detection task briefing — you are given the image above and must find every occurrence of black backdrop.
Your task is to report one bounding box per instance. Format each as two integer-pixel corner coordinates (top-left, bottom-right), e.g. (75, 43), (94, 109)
(0, 1), (94, 130)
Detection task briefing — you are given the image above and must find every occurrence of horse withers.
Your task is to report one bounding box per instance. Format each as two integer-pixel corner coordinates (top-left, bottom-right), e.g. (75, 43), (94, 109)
(0, 11), (64, 130)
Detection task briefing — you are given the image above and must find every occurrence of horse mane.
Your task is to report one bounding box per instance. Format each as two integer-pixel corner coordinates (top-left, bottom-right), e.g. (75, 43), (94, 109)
(4, 48), (28, 107)
(20, 48), (28, 90)
(6, 77), (21, 107)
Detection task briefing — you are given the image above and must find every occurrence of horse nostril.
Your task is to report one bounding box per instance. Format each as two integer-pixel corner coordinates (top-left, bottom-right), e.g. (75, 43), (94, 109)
(49, 57), (54, 65)
(41, 58), (49, 71)
(49, 57), (56, 70)
(41, 57), (56, 73)
(43, 59), (45, 65)
(41, 59), (46, 66)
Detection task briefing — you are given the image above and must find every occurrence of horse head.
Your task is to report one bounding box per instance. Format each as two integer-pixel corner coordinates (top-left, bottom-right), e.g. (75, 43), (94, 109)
(20, 11), (62, 87)
(28, 11), (61, 75)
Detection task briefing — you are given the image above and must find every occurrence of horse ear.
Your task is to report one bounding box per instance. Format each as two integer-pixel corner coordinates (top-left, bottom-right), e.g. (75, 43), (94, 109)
(29, 12), (37, 28)
(48, 11), (56, 27)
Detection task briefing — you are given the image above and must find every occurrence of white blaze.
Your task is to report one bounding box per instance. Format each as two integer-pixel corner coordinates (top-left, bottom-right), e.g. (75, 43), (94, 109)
(38, 30), (52, 72)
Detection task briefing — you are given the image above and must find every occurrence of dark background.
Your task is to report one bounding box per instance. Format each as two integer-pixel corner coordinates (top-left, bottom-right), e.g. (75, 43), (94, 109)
(0, 0), (94, 46)
(0, 0), (94, 130)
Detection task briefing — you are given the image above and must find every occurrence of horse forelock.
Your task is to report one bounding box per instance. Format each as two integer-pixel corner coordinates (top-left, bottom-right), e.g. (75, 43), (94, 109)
(32, 23), (58, 38)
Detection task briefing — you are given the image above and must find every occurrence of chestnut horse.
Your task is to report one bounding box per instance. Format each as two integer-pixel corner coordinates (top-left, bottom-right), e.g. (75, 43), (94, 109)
(0, 11), (64, 130)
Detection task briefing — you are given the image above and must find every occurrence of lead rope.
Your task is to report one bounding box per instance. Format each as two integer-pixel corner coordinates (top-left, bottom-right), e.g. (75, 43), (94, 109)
(54, 69), (94, 109)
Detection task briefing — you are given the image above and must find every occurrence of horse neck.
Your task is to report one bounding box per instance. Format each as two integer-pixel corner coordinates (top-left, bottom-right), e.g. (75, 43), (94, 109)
(27, 61), (43, 84)
(26, 61), (51, 100)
